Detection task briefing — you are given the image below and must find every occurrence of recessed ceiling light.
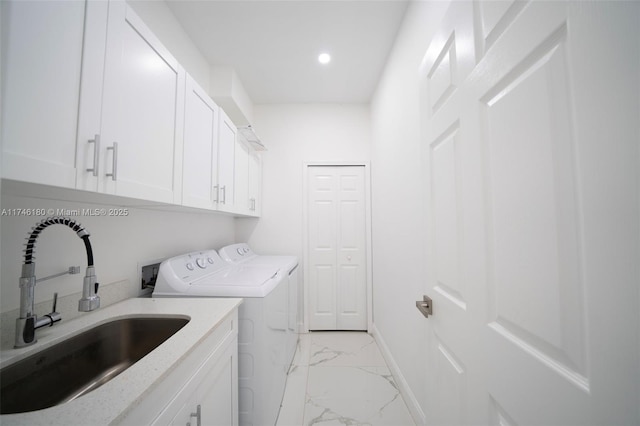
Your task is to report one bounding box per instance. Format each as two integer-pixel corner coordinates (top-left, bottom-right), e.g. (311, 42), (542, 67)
(318, 53), (331, 65)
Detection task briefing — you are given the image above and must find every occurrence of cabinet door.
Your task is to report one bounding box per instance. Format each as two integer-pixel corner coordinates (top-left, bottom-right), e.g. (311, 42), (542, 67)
(182, 74), (219, 210)
(248, 151), (262, 216)
(1, 0), (106, 189)
(196, 339), (237, 426)
(99, 1), (185, 204)
(166, 338), (238, 426)
(217, 110), (236, 212)
(234, 137), (250, 215)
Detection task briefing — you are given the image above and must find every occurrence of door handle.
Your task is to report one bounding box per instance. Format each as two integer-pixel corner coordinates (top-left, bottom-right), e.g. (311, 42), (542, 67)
(416, 295), (433, 318)
(189, 404), (201, 426)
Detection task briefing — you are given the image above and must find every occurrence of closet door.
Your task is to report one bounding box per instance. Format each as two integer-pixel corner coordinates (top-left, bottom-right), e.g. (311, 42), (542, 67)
(308, 166), (367, 330)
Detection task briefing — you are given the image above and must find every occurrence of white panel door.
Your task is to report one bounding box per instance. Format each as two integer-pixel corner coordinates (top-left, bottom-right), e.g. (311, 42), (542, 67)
(420, 3), (482, 422)
(99, 1), (185, 204)
(420, 1), (639, 424)
(308, 166), (367, 331)
(182, 74), (218, 210)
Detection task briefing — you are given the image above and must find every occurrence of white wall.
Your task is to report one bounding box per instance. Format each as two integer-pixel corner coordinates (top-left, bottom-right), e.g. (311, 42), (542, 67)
(369, 0), (450, 421)
(236, 104), (371, 315)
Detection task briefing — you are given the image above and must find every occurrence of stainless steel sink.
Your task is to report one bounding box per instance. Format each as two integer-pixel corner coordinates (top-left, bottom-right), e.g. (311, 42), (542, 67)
(0, 316), (189, 414)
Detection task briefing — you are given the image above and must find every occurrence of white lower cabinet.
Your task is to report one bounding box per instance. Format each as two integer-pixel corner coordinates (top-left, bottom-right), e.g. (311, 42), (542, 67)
(164, 341), (236, 426)
(119, 311), (238, 426)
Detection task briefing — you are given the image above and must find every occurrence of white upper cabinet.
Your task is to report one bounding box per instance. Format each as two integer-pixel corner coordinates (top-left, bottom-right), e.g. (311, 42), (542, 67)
(93, 1), (185, 204)
(1, 0), (262, 217)
(234, 135), (263, 217)
(1, 0), (108, 188)
(182, 74), (220, 210)
(217, 110), (237, 213)
(234, 136), (250, 215)
(248, 151), (262, 216)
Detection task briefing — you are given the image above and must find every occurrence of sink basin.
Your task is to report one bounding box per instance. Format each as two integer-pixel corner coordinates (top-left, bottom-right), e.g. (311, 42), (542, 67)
(0, 316), (189, 414)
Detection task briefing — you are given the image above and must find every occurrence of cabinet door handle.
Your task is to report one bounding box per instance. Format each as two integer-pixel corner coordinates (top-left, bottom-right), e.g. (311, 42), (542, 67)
(221, 185), (226, 204)
(87, 135), (100, 176)
(106, 142), (118, 181)
(213, 185), (219, 203)
(190, 404), (201, 426)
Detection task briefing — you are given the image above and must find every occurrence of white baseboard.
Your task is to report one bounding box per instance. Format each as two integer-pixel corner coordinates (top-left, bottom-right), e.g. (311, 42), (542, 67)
(371, 324), (426, 426)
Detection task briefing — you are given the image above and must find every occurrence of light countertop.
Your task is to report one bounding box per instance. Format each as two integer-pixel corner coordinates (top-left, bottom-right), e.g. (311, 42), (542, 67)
(0, 297), (242, 425)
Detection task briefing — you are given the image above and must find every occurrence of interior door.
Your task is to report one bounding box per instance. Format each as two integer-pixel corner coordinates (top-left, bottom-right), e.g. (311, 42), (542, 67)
(420, 3), (483, 422)
(420, 0), (639, 424)
(308, 166), (367, 331)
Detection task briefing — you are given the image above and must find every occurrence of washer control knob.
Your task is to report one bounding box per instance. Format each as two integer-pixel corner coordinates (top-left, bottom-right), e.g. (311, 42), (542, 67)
(207, 257), (214, 264)
(186, 262), (194, 271)
(196, 258), (206, 269)
(237, 248), (244, 255)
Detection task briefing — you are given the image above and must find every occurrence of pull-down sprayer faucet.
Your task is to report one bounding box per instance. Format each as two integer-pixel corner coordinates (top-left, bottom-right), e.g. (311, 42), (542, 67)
(15, 217), (100, 348)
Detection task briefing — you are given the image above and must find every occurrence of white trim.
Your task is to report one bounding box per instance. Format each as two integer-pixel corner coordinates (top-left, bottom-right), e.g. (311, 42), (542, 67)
(302, 161), (373, 333)
(371, 324), (426, 426)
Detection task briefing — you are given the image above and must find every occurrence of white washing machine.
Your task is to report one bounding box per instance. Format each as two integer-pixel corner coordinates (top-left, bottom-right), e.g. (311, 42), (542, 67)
(218, 243), (299, 367)
(153, 249), (289, 426)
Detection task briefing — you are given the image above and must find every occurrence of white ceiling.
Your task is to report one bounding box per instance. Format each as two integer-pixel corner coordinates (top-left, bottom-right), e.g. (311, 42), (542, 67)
(164, 0), (409, 104)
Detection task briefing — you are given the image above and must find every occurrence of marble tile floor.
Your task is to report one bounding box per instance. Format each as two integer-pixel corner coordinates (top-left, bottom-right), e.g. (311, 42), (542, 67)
(276, 331), (415, 426)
